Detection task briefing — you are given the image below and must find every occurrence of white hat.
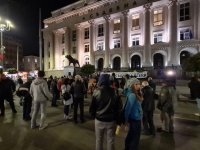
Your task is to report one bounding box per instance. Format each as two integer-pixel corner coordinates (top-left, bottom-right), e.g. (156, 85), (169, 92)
(126, 78), (140, 88)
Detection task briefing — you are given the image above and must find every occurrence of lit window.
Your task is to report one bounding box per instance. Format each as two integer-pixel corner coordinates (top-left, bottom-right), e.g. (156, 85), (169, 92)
(132, 36), (140, 46)
(84, 28), (89, 39)
(85, 56), (90, 64)
(35, 59), (37, 63)
(153, 8), (163, 26)
(154, 33), (163, 43)
(113, 19), (120, 34)
(180, 2), (190, 21)
(97, 41), (104, 51)
(72, 30), (76, 41)
(114, 39), (121, 48)
(84, 44), (90, 52)
(28, 58), (30, 62)
(180, 28), (193, 40)
(98, 24), (104, 37)
(132, 14), (140, 30)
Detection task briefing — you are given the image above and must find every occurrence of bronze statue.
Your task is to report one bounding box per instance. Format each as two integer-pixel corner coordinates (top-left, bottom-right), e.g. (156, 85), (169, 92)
(65, 55), (80, 67)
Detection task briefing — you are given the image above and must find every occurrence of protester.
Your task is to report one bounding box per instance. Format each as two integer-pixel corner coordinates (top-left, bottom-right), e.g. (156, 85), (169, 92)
(71, 75), (86, 123)
(141, 81), (155, 136)
(193, 76), (200, 115)
(124, 78), (143, 150)
(157, 80), (175, 133)
(89, 74), (122, 150)
(61, 78), (73, 120)
(16, 78), (32, 121)
(30, 71), (52, 130)
(0, 74), (17, 115)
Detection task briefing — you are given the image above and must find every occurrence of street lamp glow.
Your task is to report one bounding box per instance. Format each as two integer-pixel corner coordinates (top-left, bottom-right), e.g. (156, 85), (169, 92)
(0, 17), (14, 71)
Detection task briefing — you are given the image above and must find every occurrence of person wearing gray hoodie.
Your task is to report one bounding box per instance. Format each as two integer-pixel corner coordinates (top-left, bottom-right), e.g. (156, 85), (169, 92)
(30, 71), (52, 130)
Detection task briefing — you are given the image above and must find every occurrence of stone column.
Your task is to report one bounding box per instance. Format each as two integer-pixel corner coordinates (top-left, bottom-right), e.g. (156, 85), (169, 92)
(64, 28), (69, 56)
(122, 10), (129, 69)
(54, 31), (60, 70)
(76, 24), (82, 65)
(168, 0), (178, 66)
(103, 15), (111, 69)
(89, 20), (95, 65)
(143, 3), (152, 67)
(50, 31), (55, 70)
(43, 31), (49, 71)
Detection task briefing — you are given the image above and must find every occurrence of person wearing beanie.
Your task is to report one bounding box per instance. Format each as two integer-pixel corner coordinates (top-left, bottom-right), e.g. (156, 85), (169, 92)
(89, 74), (122, 150)
(124, 78), (143, 150)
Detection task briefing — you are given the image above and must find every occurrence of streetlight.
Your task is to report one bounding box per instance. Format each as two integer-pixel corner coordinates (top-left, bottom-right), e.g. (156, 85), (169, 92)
(0, 17), (14, 71)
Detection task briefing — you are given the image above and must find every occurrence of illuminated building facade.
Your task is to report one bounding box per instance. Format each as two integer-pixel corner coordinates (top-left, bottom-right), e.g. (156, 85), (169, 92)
(43, 0), (200, 77)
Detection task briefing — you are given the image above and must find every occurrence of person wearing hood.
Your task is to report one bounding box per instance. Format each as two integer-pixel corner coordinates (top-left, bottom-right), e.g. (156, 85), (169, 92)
(89, 74), (122, 150)
(124, 78), (143, 150)
(30, 71), (52, 130)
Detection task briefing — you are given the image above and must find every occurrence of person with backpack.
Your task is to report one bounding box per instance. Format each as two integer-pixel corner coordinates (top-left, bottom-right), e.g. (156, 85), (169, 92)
(157, 80), (174, 133)
(71, 75), (86, 123)
(16, 78), (32, 121)
(89, 74), (122, 150)
(61, 78), (73, 120)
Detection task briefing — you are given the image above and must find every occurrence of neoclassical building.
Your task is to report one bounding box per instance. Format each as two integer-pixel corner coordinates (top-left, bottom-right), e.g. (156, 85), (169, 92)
(43, 0), (200, 77)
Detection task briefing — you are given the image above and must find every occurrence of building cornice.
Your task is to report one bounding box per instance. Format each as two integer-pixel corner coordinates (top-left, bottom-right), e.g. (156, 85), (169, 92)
(44, 0), (116, 24)
(44, 0), (160, 25)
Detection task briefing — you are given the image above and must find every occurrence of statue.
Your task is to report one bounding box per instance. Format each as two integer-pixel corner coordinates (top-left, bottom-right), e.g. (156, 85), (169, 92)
(65, 55), (80, 67)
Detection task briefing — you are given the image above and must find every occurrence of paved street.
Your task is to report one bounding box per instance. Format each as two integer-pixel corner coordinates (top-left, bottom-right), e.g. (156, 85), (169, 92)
(0, 85), (200, 150)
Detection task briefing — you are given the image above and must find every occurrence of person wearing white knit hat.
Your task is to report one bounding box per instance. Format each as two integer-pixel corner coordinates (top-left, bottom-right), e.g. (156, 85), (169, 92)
(124, 77), (143, 150)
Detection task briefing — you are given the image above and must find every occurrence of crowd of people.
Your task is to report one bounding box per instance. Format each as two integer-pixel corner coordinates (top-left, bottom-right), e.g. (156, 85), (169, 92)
(1, 70), (200, 150)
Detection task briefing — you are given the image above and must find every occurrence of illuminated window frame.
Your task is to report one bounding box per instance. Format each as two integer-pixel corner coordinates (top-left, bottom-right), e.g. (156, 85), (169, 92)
(98, 24), (104, 37)
(154, 32), (163, 43)
(84, 44), (90, 52)
(153, 8), (164, 26)
(180, 28), (192, 40)
(84, 28), (89, 39)
(97, 41), (104, 51)
(132, 14), (140, 30)
(180, 2), (190, 21)
(85, 56), (90, 64)
(114, 39), (121, 48)
(132, 35), (140, 46)
(113, 19), (120, 34)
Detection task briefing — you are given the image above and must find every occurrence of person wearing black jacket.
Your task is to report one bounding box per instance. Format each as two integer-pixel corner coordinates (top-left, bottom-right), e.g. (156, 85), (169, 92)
(89, 74), (122, 150)
(141, 81), (155, 136)
(0, 74), (17, 116)
(16, 79), (32, 121)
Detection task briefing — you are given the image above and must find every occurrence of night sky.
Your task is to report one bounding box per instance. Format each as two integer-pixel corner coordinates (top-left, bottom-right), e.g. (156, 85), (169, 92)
(0, 0), (77, 56)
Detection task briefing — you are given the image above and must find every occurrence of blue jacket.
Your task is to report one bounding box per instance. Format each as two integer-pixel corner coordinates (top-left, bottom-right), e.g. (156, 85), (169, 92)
(124, 88), (143, 121)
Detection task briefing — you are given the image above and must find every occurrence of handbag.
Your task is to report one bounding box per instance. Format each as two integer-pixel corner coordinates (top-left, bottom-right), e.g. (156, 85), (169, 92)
(63, 92), (71, 101)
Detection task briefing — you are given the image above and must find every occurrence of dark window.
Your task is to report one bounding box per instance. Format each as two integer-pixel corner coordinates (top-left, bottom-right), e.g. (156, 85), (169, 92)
(180, 2), (190, 21)
(72, 30), (76, 41)
(72, 47), (76, 54)
(84, 28), (89, 39)
(98, 24), (104, 37)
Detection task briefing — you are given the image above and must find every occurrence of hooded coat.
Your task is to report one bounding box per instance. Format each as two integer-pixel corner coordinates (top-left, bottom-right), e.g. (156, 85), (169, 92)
(30, 78), (52, 102)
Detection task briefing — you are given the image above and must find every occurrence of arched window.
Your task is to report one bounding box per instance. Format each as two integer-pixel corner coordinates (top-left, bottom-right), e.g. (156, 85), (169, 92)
(153, 53), (164, 69)
(131, 55), (141, 69)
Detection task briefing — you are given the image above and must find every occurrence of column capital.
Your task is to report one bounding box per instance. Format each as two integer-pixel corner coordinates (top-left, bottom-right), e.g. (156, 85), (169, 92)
(122, 10), (129, 17)
(168, 0), (178, 7)
(75, 23), (82, 29)
(103, 15), (111, 21)
(143, 3), (152, 11)
(88, 19), (95, 25)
